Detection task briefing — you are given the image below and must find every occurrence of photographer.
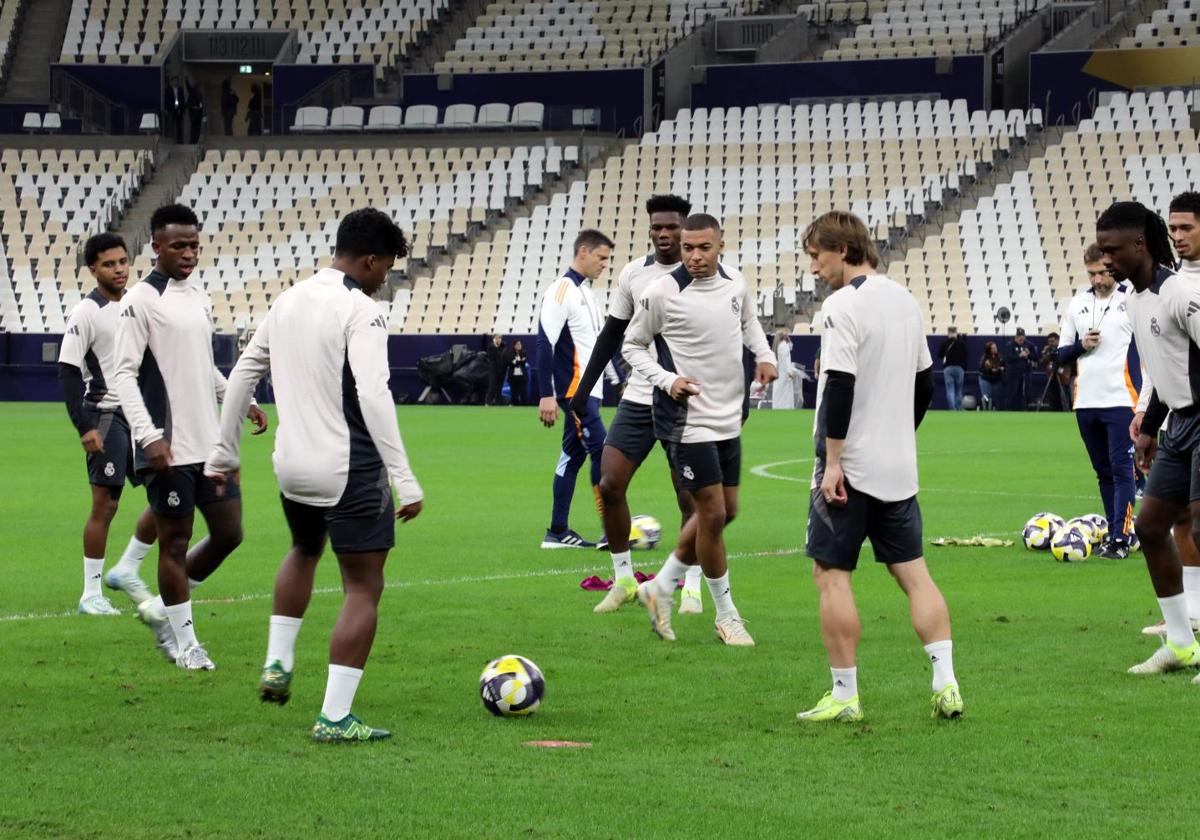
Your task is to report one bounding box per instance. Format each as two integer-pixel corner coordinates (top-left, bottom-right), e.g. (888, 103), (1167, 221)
(978, 342), (1004, 410)
(1038, 332), (1071, 411)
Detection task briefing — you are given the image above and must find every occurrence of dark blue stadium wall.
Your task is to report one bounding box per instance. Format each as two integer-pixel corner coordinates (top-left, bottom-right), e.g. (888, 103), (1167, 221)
(5, 332), (1120, 411)
(1030, 46), (1200, 125)
(50, 64), (163, 134)
(692, 56), (987, 111)
(403, 69), (645, 135)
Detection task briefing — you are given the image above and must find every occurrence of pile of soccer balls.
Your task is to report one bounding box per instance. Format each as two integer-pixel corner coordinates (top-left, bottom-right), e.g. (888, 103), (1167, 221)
(1021, 512), (1113, 562)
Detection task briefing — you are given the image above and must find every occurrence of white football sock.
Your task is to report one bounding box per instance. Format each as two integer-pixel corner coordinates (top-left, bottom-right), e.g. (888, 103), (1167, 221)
(82, 557), (104, 599)
(654, 553), (689, 598)
(113, 536), (152, 576)
(1158, 594), (1196, 648)
(165, 600), (198, 650)
(265, 615), (303, 671)
(1183, 567), (1200, 619)
(831, 666), (858, 702)
(188, 577), (203, 593)
(683, 564), (703, 594)
(321, 664), (363, 722)
(704, 573), (739, 622)
(924, 639), (957, 691)
(610, 550), (634, 588)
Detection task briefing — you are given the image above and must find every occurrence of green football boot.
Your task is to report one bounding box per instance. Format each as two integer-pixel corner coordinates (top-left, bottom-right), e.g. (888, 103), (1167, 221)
(259, 661), (293, 705)
(311, 713), (391, 743)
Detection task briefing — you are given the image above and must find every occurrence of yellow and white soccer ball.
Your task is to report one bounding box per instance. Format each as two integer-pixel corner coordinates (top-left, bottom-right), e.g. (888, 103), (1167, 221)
(1051, 524), (1093, 563)
(1081, 514), (1109, 544)
(1066, 516), (1100, 547)
(629, 514), (662, 550)
(1022, 512), (1064, 551)
(479, 654), (545, 717)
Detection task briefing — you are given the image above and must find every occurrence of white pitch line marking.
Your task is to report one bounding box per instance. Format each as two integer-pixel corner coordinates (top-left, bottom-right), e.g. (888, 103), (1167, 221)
(0, 547), (805, 624)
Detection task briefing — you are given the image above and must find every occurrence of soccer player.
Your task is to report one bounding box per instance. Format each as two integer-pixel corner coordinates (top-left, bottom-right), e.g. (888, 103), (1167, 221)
(536, 229), (615, 549)
(1098, 200), (1200, 680)
(1057, 242), (1139, 558)
(58, 233), (160, 618)
(206, 209), (422, 743)
(569, 195), (704, 612)
(796, 211), (957, 723)
(111, 204), (267, 671)
(623, 214), (777, 646)
(1133, 191), (1200, 637)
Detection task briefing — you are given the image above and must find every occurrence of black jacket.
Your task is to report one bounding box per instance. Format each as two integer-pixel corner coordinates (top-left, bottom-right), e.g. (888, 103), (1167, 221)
(1005, 339), (1034, 374)
(938, 336), (967, 368)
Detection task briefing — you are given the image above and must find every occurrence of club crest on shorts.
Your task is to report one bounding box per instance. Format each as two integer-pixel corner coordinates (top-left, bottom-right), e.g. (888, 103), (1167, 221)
(104, 462), (115, 477)
(682, 465), (695, 480)
(167, 491), (180, 508)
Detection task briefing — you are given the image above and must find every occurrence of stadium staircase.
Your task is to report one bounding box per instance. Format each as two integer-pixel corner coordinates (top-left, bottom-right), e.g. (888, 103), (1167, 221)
(112, 145), (203, 257)
(1092, 0), (1172, 47)
(892, 123), (1063, 268)
(407, 134), (622, 285)
(0, 0), (71, 103)
(400, 0), (492, 74)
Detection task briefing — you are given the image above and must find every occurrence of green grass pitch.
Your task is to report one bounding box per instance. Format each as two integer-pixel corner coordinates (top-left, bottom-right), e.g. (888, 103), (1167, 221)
(0, 403), (1192, 838)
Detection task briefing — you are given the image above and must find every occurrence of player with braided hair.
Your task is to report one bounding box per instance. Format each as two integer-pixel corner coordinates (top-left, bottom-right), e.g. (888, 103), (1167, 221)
(1097, 201), (1200, 681)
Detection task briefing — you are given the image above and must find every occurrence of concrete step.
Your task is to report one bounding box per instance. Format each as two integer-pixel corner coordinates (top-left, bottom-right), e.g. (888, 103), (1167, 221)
(1, 0), (73, 102)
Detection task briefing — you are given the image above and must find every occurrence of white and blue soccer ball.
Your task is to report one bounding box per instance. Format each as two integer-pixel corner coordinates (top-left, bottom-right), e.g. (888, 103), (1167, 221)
(629, 514), (662, 550)
(479, 655), (545, 717)
(1081, 514), (1108, 545)
(1067, 516), (1100, 547)
(1051, 525), (1093, 563)
(1022, 512), (1065, 551)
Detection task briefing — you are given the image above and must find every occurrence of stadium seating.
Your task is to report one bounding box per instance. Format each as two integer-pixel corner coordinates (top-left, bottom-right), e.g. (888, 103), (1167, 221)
(885, 90), (1196, 335)
(119, 144), (577, 334)
(820, 0), (1051, 60)
(485, 99), (1029, 336)
(435, 0), (762, 74)
(59, 0), (448, 78)
(1120, 0), (1198, 48)
(0, 148), (154, 334)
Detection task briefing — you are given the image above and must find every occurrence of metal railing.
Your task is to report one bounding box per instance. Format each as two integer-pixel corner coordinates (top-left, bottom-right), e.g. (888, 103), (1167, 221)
(50, 67), (125, 134)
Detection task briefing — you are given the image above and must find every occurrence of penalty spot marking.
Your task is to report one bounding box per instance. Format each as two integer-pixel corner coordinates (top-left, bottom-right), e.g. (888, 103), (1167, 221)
(523, 740), (592, 749)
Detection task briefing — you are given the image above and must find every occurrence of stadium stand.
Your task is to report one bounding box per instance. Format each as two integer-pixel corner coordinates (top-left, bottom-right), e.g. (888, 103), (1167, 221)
(59, 0), (448, 77)
(1120, 0), (1198, 48)
(820, 0), (1051, 60)
(484, 99), (1031, 336)
(0, 148), (154, 334)
(885, 90), (1197, 335)
(434, 0), (763, 74)
(119, 143), (580, 334)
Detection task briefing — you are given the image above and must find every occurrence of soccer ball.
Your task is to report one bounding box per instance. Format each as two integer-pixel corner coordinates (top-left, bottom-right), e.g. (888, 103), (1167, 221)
(1081, 514), (1108, 544)
(1022, 512), (1064, 551)
(479, 655), (545, 717)
(629, 514), (662, 550)
(1051, 525), (1092, 563)
(1066, 516), (1099, 546)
